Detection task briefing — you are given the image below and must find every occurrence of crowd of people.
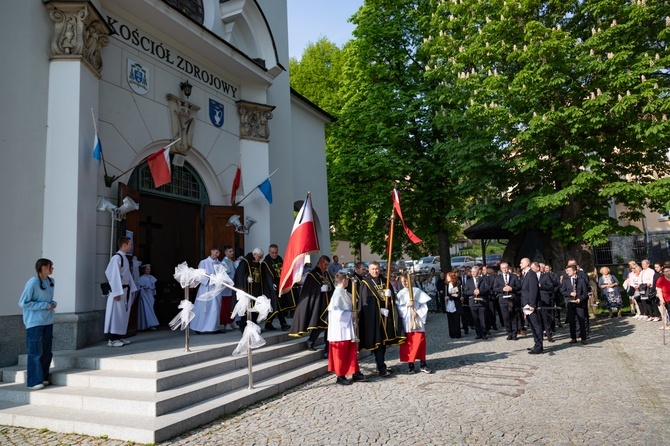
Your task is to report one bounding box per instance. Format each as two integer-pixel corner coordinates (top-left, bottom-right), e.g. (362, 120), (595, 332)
(19, 241), (670, 390)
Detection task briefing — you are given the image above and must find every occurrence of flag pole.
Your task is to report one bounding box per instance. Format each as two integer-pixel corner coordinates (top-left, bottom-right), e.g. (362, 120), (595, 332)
(234, 168), (279, 206)
(103, 138), (181, 187)
(91, 108), (111, 180)
(384, 205), (396, 315)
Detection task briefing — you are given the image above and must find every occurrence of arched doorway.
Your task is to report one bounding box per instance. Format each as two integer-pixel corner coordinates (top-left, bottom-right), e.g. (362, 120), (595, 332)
(125, 161), (243, 325)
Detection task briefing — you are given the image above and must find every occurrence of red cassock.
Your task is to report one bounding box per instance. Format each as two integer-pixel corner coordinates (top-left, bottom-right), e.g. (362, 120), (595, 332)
(399, 332), (426, 362)
(328, 341), (360, 376)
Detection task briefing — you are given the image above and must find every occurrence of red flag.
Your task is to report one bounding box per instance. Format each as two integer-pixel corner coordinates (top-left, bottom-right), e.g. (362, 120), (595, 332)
(279, 193), (320, 295)
(146, 147), (171, 188)
(392, 189), (422, 244)
(230, 164), (241, 205)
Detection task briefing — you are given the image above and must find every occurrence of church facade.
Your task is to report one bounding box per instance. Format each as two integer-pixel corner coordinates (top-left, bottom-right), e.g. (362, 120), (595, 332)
(0, 0), (332, 367)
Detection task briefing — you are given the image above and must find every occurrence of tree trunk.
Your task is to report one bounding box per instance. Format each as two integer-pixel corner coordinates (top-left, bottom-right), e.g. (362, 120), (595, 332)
(438, 227), (451, 272)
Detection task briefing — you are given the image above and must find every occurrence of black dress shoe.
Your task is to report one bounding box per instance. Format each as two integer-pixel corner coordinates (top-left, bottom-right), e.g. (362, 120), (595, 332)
(547, 337), (555, 343)
(379, 370), (393, 378)
(306, 343), (316, 351)
(280, 324), (291, 331)
(475, 335), (482, 339)
(482, 335), (488, 340)
(528, 349), (544, 354)
(352, 372), (366, 382)
(512, 336), (518, 341)
(506, 335), (513, 340)
(323, 351), (329, 359)
(336, 376), (352, 386)
(264, 324), (277, 331)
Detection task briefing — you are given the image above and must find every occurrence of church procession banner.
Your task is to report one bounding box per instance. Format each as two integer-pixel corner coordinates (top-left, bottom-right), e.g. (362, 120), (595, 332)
(106, 14), (239, 99)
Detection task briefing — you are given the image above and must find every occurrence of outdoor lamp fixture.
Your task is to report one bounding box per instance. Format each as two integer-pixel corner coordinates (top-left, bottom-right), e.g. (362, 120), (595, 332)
(180, 80), (192, 98)
(243, 216), (257, 233)
(227, 214), (256, 234)
(96, 196), (140, 256)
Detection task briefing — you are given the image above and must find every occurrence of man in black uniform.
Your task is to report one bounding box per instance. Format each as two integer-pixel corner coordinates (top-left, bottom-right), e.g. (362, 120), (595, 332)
(289, 256), (334, 356)
(261, 244), (293, 331)
(359, 261), (405, 376)
(234, 247), (278, 332)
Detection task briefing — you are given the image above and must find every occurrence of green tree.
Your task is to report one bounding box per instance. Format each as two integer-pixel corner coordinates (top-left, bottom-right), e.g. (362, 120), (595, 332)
(325, 0), (466, 268)
(289, 37), (346, 114)
(425, 0), (670, 269)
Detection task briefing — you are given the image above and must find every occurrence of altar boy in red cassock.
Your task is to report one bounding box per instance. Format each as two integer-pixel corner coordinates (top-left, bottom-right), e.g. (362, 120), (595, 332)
(327, 272), (366, 385)
(396, 275), (432, 374)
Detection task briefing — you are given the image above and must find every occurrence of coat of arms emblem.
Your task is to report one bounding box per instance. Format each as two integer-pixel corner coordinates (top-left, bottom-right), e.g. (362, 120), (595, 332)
(127, 59), (149, 95)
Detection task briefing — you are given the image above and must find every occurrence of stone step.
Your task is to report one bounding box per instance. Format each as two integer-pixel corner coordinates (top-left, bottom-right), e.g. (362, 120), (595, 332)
(0, 360), (329, 444)
(2, 336), (315, 392)
(0, 348), (324, 417)
(13, 329), (294, 373)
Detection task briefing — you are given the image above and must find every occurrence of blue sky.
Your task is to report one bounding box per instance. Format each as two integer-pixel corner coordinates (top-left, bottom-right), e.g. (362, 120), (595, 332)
(287, 0), (364, 59)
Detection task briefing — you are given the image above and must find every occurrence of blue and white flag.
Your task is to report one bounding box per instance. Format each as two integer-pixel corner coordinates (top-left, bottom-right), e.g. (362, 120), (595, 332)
(258, 178), (272, 204)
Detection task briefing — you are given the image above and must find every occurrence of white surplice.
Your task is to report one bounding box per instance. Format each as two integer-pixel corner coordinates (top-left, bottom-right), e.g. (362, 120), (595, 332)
(396, 286), (430, 333)
(104, 251), (137, 335)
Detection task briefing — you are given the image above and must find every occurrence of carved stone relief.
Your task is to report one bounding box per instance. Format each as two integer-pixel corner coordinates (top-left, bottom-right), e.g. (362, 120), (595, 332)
(167, 94), (200, 155)
(45, 1), (110, 75)
(237, 101), (275, 141)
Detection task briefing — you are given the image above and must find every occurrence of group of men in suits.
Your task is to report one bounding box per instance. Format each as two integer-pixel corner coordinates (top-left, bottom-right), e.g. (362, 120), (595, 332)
(460, 257), (590, 354)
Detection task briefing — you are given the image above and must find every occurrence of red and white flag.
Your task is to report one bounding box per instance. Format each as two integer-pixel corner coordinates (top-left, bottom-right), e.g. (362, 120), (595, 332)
(146, 147), (171, 188)
(230, 163), (242, 205)
(278, 193), (320, 295)
(392, 189), (422, 244)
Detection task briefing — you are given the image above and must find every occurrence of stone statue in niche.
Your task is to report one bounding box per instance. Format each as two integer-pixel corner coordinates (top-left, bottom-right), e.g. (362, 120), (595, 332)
(167, 95), (200, 154)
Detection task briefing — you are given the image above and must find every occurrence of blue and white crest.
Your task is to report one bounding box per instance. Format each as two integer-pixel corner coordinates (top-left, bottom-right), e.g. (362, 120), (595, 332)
(209, 99), (224, 127)
(127, 59), (149, 95)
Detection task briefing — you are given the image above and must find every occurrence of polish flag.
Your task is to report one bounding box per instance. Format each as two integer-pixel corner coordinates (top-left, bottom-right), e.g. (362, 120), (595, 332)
(278, 193), (320, 295)
(146, 147), (171, 188)
(392, 189), (422, 244)
(230, 164), (242, 205)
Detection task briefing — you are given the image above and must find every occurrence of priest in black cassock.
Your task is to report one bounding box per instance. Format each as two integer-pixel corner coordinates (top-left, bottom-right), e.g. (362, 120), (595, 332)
(261, 244), (294, 331)
(359, 261), (406, 377)
(289, 255), (334, 357)
(233, 247), (278, 332)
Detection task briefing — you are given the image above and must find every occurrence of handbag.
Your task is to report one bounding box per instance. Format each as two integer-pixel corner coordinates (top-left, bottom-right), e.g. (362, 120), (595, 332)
(100, 282), (112, 296)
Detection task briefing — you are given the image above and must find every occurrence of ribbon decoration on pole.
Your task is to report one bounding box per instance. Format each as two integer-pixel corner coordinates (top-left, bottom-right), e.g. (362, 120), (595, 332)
(391, 189), (423, 244)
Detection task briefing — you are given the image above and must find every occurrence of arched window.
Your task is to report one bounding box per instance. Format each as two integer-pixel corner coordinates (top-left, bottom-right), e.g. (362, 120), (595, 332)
(162, 0), (204, 25)
(131, 161), (209, 204)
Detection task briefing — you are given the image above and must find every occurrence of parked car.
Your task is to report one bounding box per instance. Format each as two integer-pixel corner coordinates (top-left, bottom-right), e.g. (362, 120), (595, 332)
(341, 262), (356, 275)
(485, 254), (503, 269)
(416, 256), (440, 274)
(450, 255), (476, 269)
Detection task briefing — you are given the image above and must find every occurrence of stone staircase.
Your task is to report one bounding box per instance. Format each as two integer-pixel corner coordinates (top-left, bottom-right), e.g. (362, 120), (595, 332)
(0, 328), (330, 443)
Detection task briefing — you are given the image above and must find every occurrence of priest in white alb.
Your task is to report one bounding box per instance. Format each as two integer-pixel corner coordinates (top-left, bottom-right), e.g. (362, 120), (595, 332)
(190, 246), (224, 334)
(104, 236), (137, 347)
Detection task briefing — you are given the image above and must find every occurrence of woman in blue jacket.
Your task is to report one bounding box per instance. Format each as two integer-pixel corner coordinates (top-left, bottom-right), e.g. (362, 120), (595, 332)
(19, 258), (57, 390)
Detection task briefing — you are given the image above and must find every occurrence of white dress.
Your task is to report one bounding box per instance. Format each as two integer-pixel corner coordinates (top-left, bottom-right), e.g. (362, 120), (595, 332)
(137, 274), (160, 330)
(190, 256), (223, 332)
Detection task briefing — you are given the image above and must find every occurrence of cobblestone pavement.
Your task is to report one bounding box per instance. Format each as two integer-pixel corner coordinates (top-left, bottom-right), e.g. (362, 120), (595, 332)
(2, 312), (670, 445)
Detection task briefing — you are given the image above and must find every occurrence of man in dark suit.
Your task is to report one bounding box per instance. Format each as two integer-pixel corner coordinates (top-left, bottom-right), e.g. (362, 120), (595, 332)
(463, 266), (488, 339)
(560, 264), (589, 345)
(520, 258), (542, 354)
(492, 262), (520, 340)
(538, 263), (559, 342)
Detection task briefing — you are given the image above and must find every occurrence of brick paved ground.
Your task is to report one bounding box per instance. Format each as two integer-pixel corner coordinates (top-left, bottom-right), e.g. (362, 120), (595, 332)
(2, 312), (670, 445)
